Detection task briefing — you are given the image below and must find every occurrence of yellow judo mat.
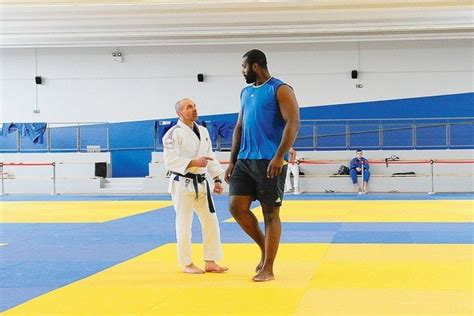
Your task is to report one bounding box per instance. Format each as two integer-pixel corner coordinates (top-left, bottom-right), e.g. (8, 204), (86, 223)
(225, 200), (474, 223)
(2, 200), (471, 224)
(1, 197), (473, 315)
(3, 243), (473, 316)
(0, 201), (173, 223)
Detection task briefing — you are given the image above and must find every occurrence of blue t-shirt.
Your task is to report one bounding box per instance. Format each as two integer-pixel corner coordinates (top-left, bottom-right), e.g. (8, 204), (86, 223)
(237, 77), (288, 160)
(350, 158), (370, 170)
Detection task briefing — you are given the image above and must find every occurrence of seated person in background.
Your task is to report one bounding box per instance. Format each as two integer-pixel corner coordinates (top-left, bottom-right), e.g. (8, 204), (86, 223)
(285, 147), (301, 194)
(350, 149), (370, 194)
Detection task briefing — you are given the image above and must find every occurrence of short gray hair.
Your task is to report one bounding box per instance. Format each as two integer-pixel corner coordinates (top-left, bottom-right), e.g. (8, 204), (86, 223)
(175, 98), (193, 115)
(175, 100), (184, 114)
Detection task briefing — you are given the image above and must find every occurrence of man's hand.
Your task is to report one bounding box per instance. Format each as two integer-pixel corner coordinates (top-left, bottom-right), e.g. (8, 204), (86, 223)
(356, 167), (362, 172)
(224, 163), (234, 184)
(213, 182), (224, 194)
(192, 157), (213, 168)
(267, 156), (285, 179)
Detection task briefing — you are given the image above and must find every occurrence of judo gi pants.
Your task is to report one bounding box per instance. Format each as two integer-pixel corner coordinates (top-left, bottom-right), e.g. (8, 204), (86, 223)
(171, 190), (223, 267)
(285, 163), (300, 192)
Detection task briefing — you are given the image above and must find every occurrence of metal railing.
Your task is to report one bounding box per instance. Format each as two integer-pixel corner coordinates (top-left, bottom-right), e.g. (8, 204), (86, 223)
(2, 158), (472, 195)
(295, 158), (474, 194)
(0, 122), (110, 153)
(1, 117), (472, 153)
(288, 117), (474, 151)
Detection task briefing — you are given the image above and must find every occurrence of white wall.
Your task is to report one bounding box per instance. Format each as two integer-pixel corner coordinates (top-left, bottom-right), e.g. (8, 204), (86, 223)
(148, 149), (474, 193)
(1, 39), (473, 123)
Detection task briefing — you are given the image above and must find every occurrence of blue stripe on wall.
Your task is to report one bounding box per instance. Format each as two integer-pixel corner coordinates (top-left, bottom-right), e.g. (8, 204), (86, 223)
(1, 92), (472, 177)
(298, 92), (474, 120)
(193, 92), (473, 122)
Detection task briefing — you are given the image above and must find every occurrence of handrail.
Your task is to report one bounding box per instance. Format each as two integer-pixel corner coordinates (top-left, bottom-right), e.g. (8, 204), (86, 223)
(1, 159), (472, 195)
(295, 158), (473, 194)
(296, 159), (474, 165)
(217, 158), (473, 195)
(1, 162), (55, 166)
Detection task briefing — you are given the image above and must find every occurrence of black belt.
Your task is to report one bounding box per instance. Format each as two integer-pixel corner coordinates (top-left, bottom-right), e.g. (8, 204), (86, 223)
(171, 172), (215, 213)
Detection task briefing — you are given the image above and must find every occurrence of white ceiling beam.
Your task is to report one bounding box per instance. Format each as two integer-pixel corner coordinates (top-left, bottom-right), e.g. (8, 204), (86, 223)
(1, 1), (473, 47)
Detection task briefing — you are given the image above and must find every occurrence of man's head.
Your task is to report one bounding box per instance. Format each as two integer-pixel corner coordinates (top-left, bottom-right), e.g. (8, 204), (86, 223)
(175, 98), (198, 122)
(356, 149), (363, 159)
(241, 49), (268, 84)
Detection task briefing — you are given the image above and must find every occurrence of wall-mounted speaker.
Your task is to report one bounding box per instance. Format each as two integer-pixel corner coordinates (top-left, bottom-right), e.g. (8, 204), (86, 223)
(197, 73), (204, 82)
(351, 70), (358, 79)
(35, 76), (42, 85)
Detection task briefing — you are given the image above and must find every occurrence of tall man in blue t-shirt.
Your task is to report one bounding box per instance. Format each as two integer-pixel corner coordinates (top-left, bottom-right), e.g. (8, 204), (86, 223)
(224, 49), (300, 282)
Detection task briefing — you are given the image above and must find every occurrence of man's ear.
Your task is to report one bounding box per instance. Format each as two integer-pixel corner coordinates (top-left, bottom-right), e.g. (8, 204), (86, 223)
(252, 63), (258, 72)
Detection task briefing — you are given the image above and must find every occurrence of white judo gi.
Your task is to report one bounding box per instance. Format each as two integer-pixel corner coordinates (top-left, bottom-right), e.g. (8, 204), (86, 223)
(163, 120), (224, 267)
(285, 160), (300, 194)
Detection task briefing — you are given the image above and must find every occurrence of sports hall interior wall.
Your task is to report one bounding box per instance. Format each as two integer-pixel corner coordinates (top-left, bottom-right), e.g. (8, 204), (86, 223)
(1, 40), (472, 177)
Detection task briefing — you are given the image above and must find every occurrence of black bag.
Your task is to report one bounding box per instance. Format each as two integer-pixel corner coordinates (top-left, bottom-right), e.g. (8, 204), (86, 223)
(391, 172), (416, 177)
(335, 165), (350, 175)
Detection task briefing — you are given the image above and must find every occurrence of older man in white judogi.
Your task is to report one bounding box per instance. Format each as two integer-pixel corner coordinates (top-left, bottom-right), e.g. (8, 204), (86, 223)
(163, 98), (228, 274)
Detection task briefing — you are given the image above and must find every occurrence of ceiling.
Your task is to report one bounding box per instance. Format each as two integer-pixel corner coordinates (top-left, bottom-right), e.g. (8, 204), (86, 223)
(1, 0), (473, 47)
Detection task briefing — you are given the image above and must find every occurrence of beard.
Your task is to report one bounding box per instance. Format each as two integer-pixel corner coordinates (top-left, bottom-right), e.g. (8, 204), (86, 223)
(245, 70), (256, 84)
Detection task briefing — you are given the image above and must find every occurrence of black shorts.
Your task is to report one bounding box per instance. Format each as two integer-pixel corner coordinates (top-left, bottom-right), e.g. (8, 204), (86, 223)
(229, 159), (287, 206)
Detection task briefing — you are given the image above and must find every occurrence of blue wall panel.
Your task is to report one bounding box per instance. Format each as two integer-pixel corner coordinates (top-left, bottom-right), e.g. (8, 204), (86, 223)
(349, 124), (380, 149)
(79, 125), (108, 151)
(450, 123), (474, 147)
(294, 125), (314, 149)
(108, 121), (156, 177)
(416, 124), (447, 147)
(111, 150), (153, 177)
(109, 121), (155, 150)
(50, 127), (77, 152)
(382, 124), (413, 148)
(317, 125), (346, 148)
(0, 130), (18, 151)
(20, 131), (48, 152)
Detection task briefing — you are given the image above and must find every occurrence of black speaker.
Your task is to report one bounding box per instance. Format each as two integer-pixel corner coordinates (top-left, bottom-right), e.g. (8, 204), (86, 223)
(351, 70), (358, 79)
(95, 162), (107, 178)
(197, 73), (204, 82)
(35, 76), (42, 85)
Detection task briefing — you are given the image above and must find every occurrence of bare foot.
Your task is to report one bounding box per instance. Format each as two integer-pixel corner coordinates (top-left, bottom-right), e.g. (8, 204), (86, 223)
(204, 261), (228, 273)
(255, 258), (264, 273)
(252, 270), (275, 282)
(183, 263), (205, 274)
